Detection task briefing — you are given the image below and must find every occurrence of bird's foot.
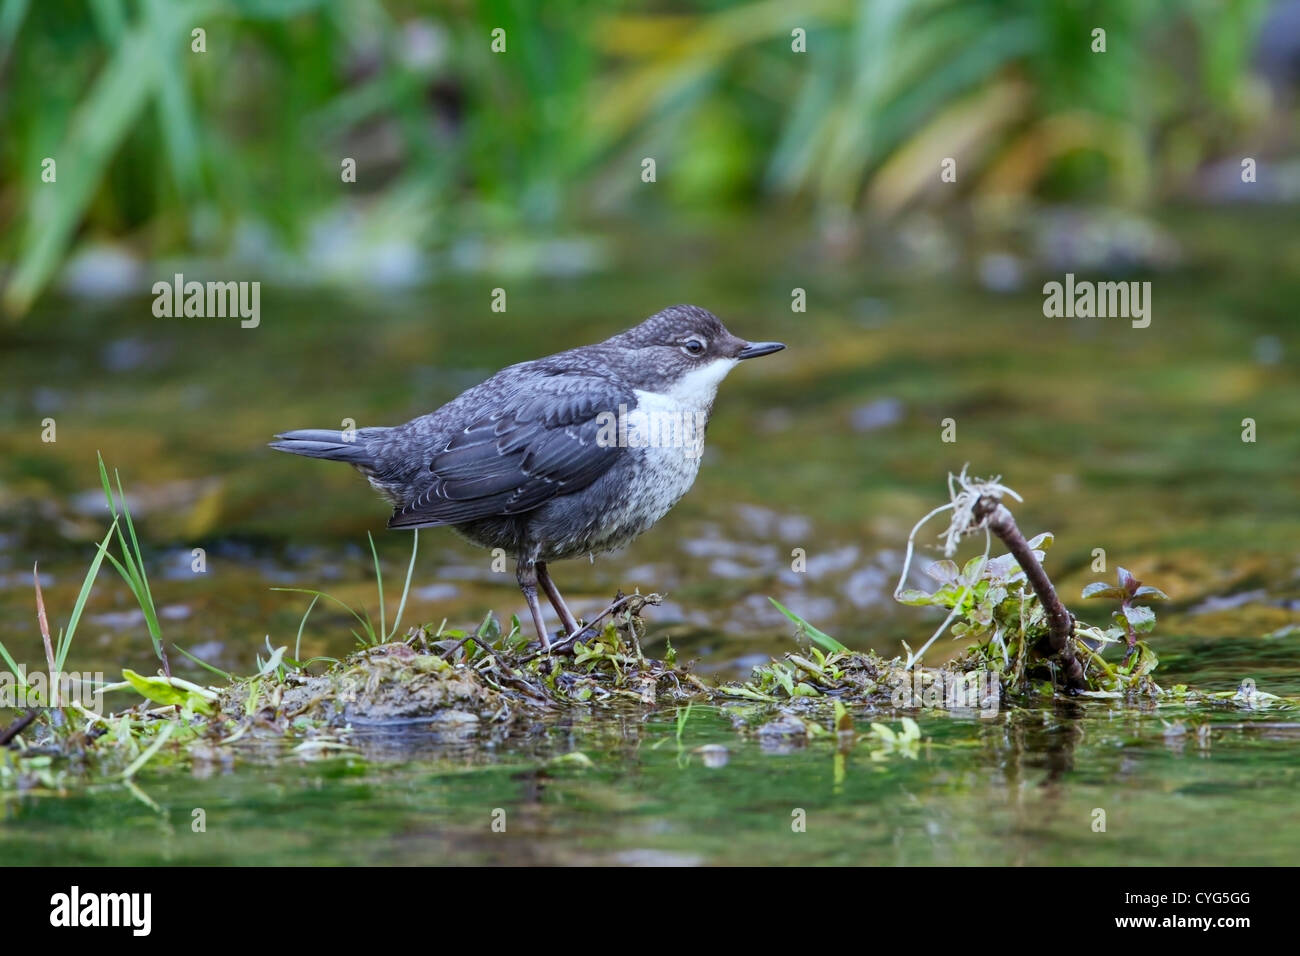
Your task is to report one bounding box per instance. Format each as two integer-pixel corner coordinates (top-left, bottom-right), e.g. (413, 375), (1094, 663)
(527, 591), (666, 658)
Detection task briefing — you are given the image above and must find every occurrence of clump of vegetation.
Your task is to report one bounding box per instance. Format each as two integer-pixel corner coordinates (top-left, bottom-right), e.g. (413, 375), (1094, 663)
(3, 462), (1295, 794)
(1081, 566), (1168, 658)
(894, 530), (1166, 699)
(889, 469), (1163, 697)
(708, 470), (1166, 718)
(717, 469), (1300, 719)
(389, 595), (706, 711)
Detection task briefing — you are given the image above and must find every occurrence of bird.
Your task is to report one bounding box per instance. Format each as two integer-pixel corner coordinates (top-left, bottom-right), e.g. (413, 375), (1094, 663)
(270, 304), (784, 650)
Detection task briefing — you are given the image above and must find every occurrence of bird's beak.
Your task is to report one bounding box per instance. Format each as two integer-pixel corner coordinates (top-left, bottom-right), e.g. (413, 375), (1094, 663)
(737, 341), (785, 360)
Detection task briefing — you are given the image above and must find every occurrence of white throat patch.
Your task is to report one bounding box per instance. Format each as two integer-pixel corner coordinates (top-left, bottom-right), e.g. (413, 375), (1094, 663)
(644, 357), (738, 411)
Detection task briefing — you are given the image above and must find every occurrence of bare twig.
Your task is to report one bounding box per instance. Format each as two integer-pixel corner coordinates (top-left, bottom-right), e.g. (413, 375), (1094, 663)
(0, 707), (41, 747)
(519, 592), (663, 662)
(971, 495), (1085, 691)
(455, 634), (552, 704)
(436, 635), (474, 660)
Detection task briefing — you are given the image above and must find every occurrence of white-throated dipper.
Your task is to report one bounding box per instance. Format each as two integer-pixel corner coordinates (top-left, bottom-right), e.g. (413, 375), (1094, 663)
(270, 304), (784, 649)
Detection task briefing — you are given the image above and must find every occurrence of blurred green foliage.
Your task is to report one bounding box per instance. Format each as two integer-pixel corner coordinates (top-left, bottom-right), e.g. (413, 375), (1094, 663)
(0, 0), (1277, 315)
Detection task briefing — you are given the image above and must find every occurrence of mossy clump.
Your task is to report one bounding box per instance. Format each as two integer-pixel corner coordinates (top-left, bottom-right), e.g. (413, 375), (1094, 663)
(417, 595), (709, 708)
(720, 647), (892, 705)
(718, 645), (1005, 714)
(223, 594), (709, 729)
(233, 642), (515, 728)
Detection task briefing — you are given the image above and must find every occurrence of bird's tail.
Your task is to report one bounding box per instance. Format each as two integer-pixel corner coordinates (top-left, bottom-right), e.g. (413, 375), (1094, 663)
(269, 428), (379, 467)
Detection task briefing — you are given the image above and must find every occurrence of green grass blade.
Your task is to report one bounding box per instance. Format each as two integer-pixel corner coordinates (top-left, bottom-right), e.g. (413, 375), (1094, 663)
(56, 518), (121, 673)
(144, 0), (201, 197)
(97, 452), (117, 517)
(368, 532), (386, 642)
(113, 467), (161, 643)
(3, 0), (223, 316)
(121, 722), (174, 780)
(4, 16), (161, 316)
(97, 456), (165, 663)
(172, 644), (233, 681)
(271, 587), (373, 636)
(0, 639), (29, 689)
(387, 530), (418, 641)
(294, 593), (321, 662)
(768, 597), (848, 653)
(299, 656), (340, 667)
(108, 528), (164, 660)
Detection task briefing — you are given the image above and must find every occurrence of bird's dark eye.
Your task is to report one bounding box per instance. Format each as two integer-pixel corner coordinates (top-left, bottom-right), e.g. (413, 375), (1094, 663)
(681, 338), (706, 357)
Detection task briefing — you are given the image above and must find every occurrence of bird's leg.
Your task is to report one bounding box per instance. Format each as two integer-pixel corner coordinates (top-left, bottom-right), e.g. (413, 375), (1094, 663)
(536, 561), (580, 638)
(516, 560), (551, 651)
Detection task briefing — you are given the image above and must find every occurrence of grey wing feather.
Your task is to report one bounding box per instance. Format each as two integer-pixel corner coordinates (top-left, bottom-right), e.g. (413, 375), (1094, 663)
(387, 376), (630, 528)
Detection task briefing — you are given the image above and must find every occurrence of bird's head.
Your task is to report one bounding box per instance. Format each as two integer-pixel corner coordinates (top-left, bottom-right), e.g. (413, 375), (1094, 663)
(608, 304), (785, 400)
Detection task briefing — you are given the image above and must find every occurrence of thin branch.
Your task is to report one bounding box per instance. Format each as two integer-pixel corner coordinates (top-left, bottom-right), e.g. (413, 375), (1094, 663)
(518, 592), (662, 662)
(972, 495), (1085, 691)
(0, 707), (41, 747)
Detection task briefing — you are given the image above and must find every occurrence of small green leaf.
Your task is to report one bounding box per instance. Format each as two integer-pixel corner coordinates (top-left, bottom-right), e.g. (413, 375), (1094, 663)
(724, 684), (776, 702)
(1133, 585), (1168, 601)
(1120, 604), (1157, 633)
(773, 664), (795, 696)
(1024, 532), (1054, 552)
(895, 588), (940, 607)
(1117, 567), (1138, 595)
(1120, 642), (1159, 677)
(924, 560), (960, 584)
(254, 645), (288, 679)
(961, 554), (988, 581)
(476, 611), (501, 641)
(1082, 582), (1126, 600)
(122, 668), (214, 715)
(983, 553), (1021, 581)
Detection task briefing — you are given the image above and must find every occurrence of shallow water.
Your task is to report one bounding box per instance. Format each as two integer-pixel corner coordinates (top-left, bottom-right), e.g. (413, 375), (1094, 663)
(1, 207), (1298, 864)
(4, 686), (1300, 866)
